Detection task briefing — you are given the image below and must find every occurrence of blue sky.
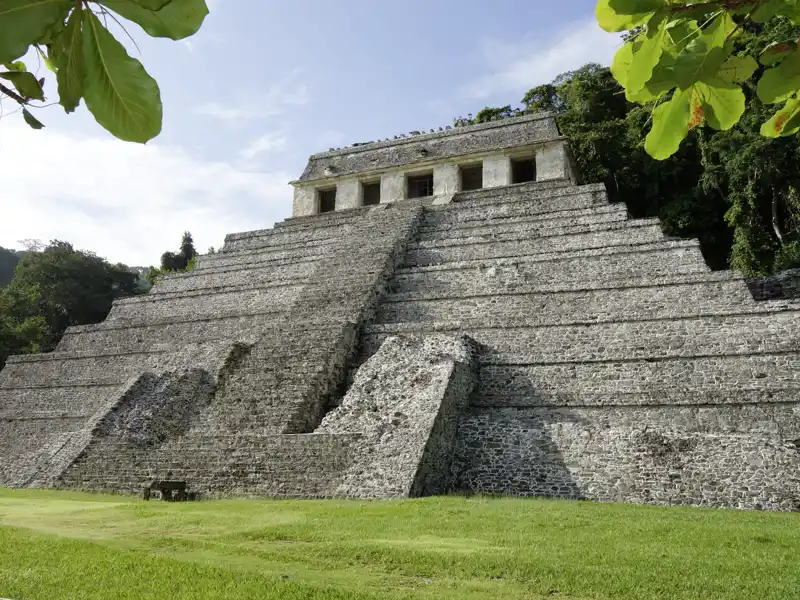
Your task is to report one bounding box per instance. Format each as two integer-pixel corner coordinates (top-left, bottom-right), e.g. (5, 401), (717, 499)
(0, 0), (618, 266)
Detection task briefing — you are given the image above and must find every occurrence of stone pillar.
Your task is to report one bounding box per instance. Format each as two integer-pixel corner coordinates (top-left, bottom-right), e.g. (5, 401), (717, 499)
(483, 155), (511, 188)
(292, 186), (316, 217)
(535, 141), (573, 182)
(380, 172), (405, 204)
(336, 179), (361, 210)
(433, 163), (460, 196)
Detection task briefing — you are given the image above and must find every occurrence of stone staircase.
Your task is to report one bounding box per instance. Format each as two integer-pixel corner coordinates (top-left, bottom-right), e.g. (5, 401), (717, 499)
(1, 203), (424, 495)
(357, 180), (800, 509)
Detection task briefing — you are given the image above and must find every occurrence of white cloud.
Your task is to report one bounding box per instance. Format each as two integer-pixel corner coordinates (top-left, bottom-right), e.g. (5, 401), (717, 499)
(194, 72), (310, 122)
(0, 120), (293, 266)
(238, 131), (287, 160)
(461, 19), (621, 100)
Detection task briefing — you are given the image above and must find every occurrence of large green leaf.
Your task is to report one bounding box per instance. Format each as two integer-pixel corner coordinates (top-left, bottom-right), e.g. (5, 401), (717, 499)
(693, 79), (745, 130)
(672, 14), (735, 89)
(752, 0), (784, 23)
(760, 41), (798, 66)
(626, 20), (666, 94)
(82, 10), (162, 143)
(717, 55), (758, 83)
(596, 0), (654, 32)
(0, 71), (44, 100)
(100, 0), (208, 40)
(757, 49), (800, 104)
(56, 7), (85, 113)
(611, 42), (634, 88)
(0, 0), (70, 63)
(761, 96), (800, 137)
(645, 88), (691, 160)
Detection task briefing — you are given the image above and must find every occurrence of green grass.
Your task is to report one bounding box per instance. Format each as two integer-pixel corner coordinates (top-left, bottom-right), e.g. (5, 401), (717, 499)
(0, 489), (798, 599)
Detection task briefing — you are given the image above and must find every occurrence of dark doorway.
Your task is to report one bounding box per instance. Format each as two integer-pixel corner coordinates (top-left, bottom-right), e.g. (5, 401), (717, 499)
(319, 189), (336, 213)
(362, 182), (381, 206)
(460, 165), (483, 191)
(511, 158), (536, 184)
(408, 173), (434, 198)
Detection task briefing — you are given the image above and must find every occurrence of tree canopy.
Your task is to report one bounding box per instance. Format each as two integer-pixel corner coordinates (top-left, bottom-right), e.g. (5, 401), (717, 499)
(596, 0), (800, 159)
(0, 241), (140, 369)
(0, 0), (209, 142)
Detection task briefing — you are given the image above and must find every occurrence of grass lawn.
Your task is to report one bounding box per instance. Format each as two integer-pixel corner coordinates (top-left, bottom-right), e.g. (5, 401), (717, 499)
(0, 489), (798, 599)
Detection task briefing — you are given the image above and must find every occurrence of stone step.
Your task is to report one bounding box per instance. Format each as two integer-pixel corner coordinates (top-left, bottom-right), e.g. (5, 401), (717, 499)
(223, 221), (365, 253)
(456, 178), (576, 200)
(364, 310), (800, 365)
(475, 353), (800, 407)
(453, 181), (603, 208)
(273, 202), (421, 231)
(60, 433), (361, 496)
(191, 253), (321, 273)
(153, 260), (318, 294)
(417, 210), (630, 244)
(405, 222), (667, 267)
(413, 218), (660, 250)
(417, 204), (628, 239)
(0, 342), (233, 389)
(274, 206), (376, 229)
(57, 312), (281, 354)
(195, 242), (336, 271)
(106, 283), (304, 323)
(469, 387), (800, 408)
(391, 240), (709, 294)
(376, 273), (763, 325)
(424, 195), (612, 229)
(0, 418), (87, 487)
(221, 233), (346, 255)
(0, 385), (119, 417)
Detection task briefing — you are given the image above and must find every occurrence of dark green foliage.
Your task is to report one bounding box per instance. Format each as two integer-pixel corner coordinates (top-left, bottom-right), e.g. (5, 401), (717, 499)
(0, 246), (21, 287)
(455, 24), (800, 274)
(149, 231), (199, 284)
(0, 241), (140, 369)
(159, 231), (196, 272)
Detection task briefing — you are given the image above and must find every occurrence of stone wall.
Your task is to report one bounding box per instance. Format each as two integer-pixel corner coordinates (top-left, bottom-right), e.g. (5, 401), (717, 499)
(318, 334), (477, 498)
(299, 114), (559, 183)
(452, 406), (800, 510)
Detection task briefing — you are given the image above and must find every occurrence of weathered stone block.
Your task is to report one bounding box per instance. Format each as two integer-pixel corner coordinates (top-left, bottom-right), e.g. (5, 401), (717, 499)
(318, 334), (477, 498)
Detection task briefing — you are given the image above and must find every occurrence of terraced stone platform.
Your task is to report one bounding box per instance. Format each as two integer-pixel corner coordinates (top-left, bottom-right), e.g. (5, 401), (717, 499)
(1, 113), (798, 508)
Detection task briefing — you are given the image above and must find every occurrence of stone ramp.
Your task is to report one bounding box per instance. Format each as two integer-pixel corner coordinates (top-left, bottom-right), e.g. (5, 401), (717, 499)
(319, 334), (477, 498)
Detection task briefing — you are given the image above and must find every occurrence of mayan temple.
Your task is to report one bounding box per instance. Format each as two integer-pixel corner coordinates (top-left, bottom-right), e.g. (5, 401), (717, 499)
(2, 113), (799, 509)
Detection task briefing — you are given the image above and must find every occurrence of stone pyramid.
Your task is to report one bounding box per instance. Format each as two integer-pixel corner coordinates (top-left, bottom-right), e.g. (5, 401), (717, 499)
(1, 113), (798, 509)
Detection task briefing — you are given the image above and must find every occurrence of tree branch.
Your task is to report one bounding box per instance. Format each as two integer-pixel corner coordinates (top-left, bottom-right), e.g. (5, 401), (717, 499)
(0, 82), (25, 104)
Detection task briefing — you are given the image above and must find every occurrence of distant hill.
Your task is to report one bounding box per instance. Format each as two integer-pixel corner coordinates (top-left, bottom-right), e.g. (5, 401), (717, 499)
(0, 247), (21, 287)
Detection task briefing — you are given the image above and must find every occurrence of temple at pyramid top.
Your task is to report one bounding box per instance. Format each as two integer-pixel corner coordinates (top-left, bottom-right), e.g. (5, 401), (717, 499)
(290, 113), (576, 216)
